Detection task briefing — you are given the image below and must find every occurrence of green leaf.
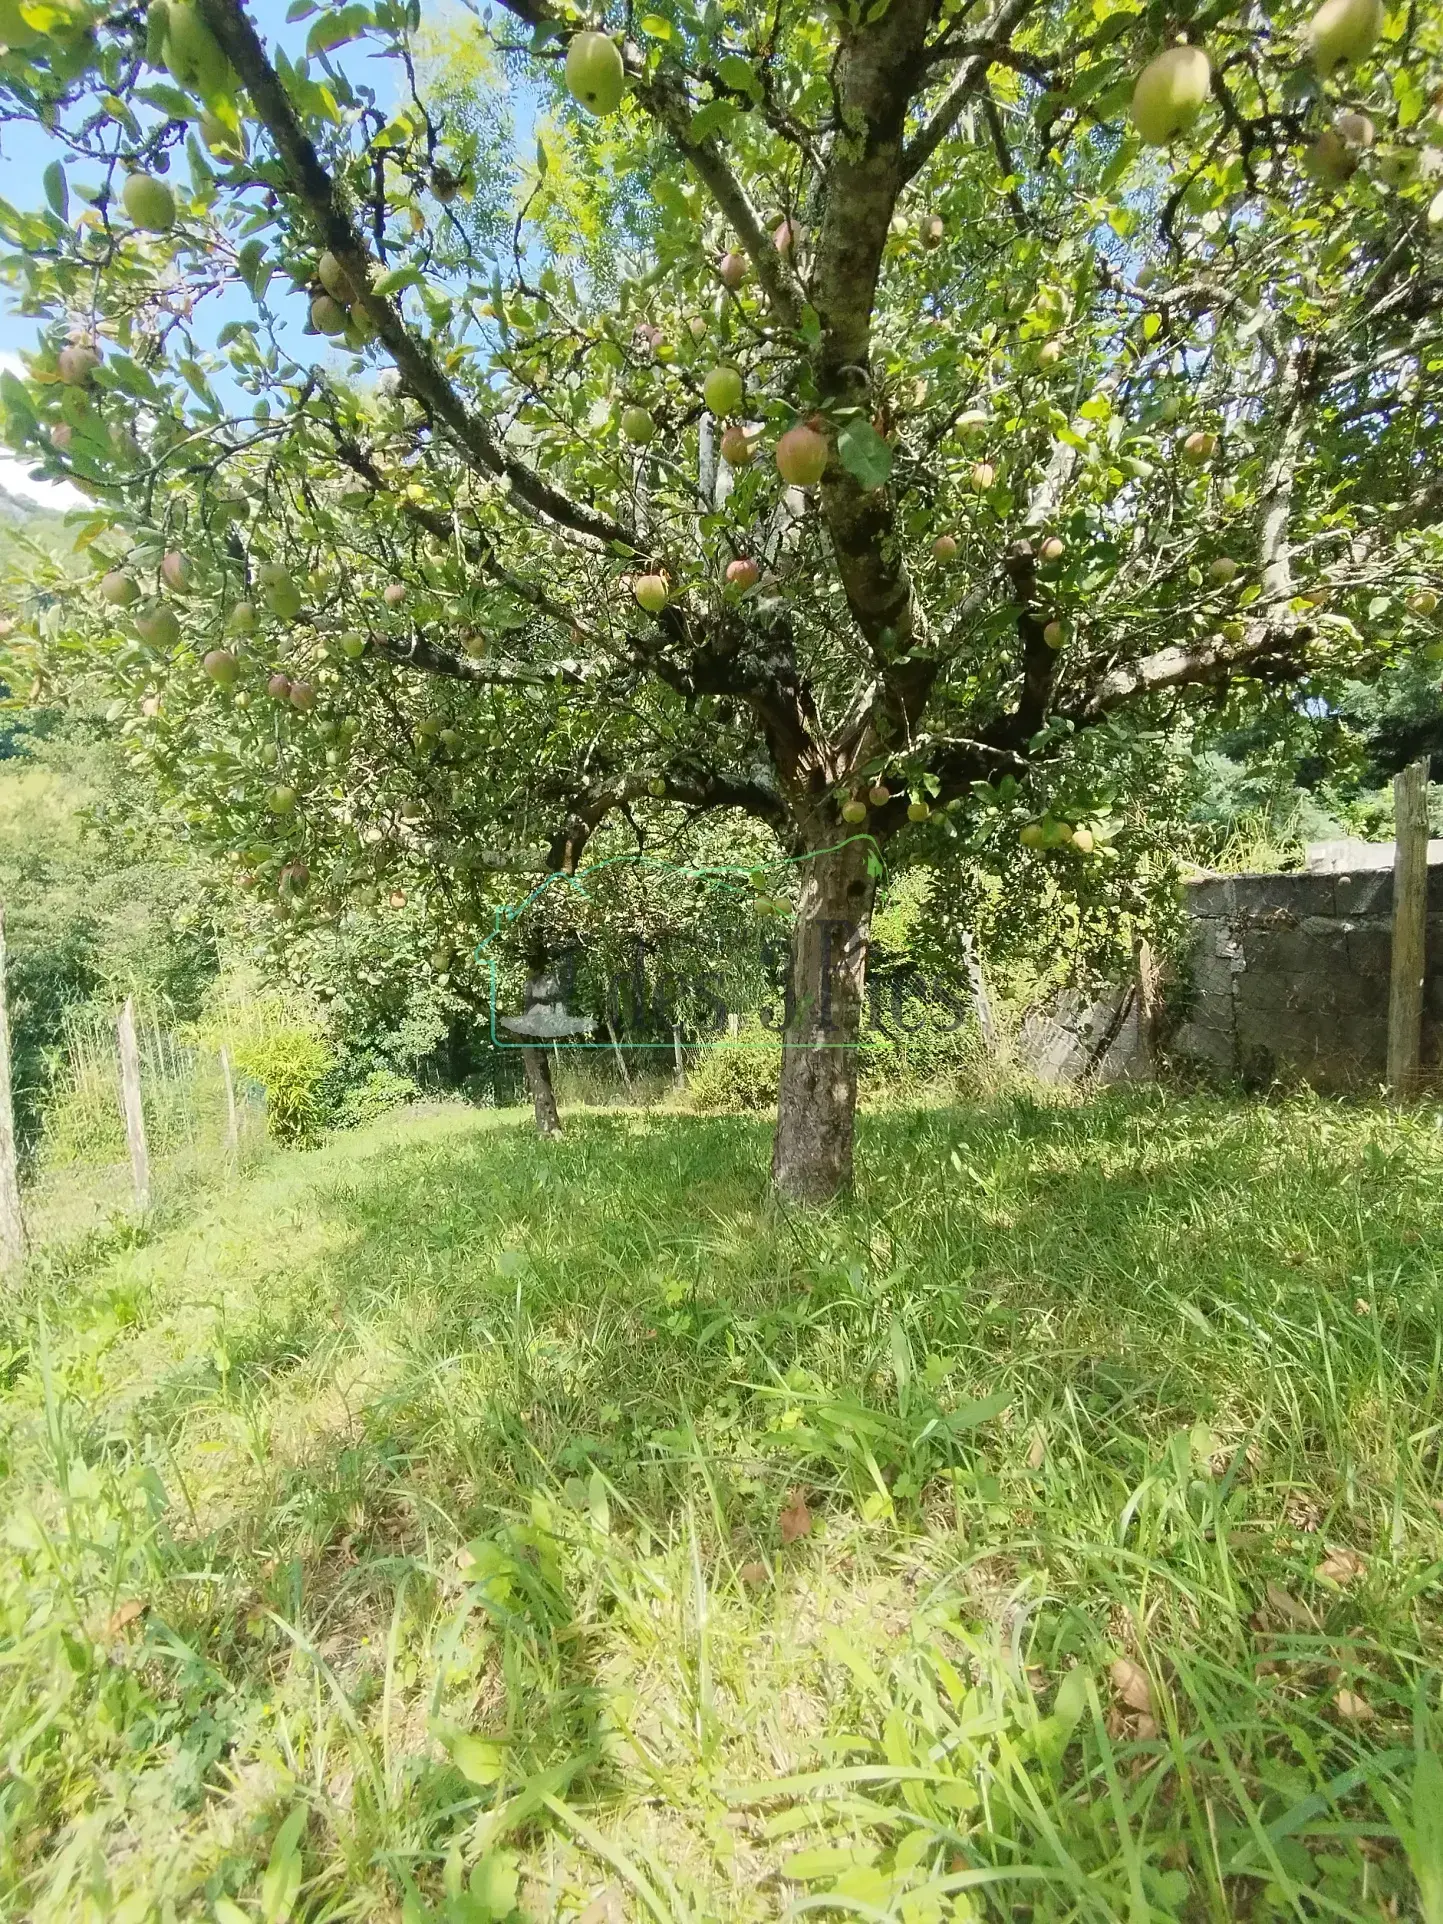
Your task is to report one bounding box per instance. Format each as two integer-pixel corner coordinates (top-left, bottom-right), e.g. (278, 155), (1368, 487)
(640, 11), (672, 34)
(837, 416), (893, 491)
(238, 238), (270, 301)
(535, 133), (548, 177)
(373, 264), (424, 297)
(447, 1730), (508, 1785)
(260, 1805), (307, 1924)
(689, 98), (741, 143)
(716, 54), (761, 99)
(307, 3), (371, 55)
(467, 1852), (521, 1919)
(42, 161), (67, 222)
(943, 1389), (1010, 1435)
(1411, 1747), (1443, 1924)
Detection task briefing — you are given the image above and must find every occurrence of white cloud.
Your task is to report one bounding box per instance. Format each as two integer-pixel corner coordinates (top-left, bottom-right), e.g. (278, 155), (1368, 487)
(0, 350), (90, 511)
(0, 455), (88, 513)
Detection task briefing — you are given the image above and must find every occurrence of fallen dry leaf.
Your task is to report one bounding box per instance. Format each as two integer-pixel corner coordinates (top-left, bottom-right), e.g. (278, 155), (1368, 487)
(738, 1560), (768, 1587)
(1110, 1657), (1154, 1716)
(1334, 1688), (1373, 1722)
(779, 1489), (812, 1544)
(1025, 1432), (1046, 1470)
(104, 1599), (146, 1640)
(1316, 1546), (1366, 1584)
(1264, 1581), (1314, 1628)
(1134, 1714), (1160, 1741)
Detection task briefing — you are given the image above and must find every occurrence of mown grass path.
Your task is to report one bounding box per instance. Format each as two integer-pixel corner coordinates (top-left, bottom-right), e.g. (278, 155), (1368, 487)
(2, 1091), (1441, 1921)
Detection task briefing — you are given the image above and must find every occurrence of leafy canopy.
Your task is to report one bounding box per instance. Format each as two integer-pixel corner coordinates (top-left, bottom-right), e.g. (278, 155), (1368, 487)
(0, 0), (1439, 973)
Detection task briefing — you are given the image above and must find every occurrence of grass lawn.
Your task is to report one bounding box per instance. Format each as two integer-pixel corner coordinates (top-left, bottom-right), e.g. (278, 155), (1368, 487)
(2, 1089), (1441, 1922)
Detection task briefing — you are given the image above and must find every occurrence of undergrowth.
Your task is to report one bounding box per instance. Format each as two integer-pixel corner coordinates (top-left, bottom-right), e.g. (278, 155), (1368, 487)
(1, 1090), (1441, 1922)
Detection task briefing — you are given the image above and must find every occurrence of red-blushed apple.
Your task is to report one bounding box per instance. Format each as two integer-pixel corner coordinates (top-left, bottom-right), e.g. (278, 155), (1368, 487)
(267, 672), (292, 700)
(718, 250), (749, 290)
(725, 557), (760, 591)
(383, 580), (407, 608)
(203, 648), (238, 684)
(720, 423), (755, 467)
(932, 534), (959, 562)
(776, 420), (828, 487)
(161, 550), (192, 593)
(57, 344), (100, 386)
(101, 570), (139, 607)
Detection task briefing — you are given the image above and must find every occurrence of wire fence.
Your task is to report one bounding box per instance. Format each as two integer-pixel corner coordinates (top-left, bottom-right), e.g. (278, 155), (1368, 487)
(19, 1002), (268, 1258)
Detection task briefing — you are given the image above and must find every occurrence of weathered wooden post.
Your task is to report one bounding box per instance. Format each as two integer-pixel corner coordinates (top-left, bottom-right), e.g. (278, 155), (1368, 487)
(117, 997), (151, 1210)
(1136, 938), (1163, 1076)
(961, 930), (1002, 1059)
(0, 908), (25, 1271)
(672, 1024), (687, 1092)
(219, 1044), (239, 1155)
(1387, 756), (1430, 1098)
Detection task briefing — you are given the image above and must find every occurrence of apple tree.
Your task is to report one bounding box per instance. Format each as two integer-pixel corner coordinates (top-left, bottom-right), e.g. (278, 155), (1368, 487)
(0, 0), (1441, 1199)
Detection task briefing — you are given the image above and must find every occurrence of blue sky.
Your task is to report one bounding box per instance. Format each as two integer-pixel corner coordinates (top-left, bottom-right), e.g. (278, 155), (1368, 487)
(0, 0), (422, 507)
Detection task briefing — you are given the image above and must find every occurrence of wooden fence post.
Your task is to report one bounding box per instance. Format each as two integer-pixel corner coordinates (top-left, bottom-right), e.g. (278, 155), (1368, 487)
(672, 1024), (687, 1092)
(1387, 756), (1430, 1098)
(961, 930), (1003, 1059)
(1137, 938), (1163, 1075)
(117, 997), (151, 1210)
(0, 908), (25, 1271)
(219, 1044), (239, 1155)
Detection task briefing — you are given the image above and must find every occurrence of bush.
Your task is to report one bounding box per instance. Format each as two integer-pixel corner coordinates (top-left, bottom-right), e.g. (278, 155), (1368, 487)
(688, 1025), (781, 1112)
(230, 1028), (333, 1145)
(330, 1068), (421, 1131)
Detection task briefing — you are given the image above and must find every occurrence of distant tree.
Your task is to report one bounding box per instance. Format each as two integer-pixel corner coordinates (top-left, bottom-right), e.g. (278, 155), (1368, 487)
(0, 0), (1440, 1196)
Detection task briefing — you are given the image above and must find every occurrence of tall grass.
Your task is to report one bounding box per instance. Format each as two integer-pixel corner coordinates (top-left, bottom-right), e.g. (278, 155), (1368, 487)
(0, 1090), (1440, 1920)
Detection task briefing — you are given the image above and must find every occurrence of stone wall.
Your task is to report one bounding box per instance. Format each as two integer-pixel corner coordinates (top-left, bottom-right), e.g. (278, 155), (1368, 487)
(1170, 864), (1441, 1089)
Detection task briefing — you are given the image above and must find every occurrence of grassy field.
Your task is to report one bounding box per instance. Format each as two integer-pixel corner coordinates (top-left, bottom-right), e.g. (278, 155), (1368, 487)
(2, 1089), (1441, 1923)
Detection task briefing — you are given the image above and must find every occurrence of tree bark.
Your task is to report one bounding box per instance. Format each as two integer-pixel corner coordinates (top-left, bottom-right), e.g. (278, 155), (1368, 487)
(771, 836), (878, 1202)
(522, 1045), (562, 1136)
(0, 908), (25, 1271)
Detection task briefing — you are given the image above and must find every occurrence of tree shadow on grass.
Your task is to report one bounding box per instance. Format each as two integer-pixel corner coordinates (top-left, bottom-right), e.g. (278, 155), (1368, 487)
(54, 1090), (1443, 1910)
(117, 1088), (1443, 1577)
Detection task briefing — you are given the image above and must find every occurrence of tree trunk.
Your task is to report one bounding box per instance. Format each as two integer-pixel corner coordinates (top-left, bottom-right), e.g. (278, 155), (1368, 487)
(522, 1045), (562, 1136)
(771, 835), (878, 1202)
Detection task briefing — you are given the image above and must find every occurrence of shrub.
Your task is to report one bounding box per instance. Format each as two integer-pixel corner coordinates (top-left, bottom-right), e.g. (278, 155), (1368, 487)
(330, 1068), (421, 1131)
(230, 1029), (333, 1145)
(688, 1024), (781, 1112)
